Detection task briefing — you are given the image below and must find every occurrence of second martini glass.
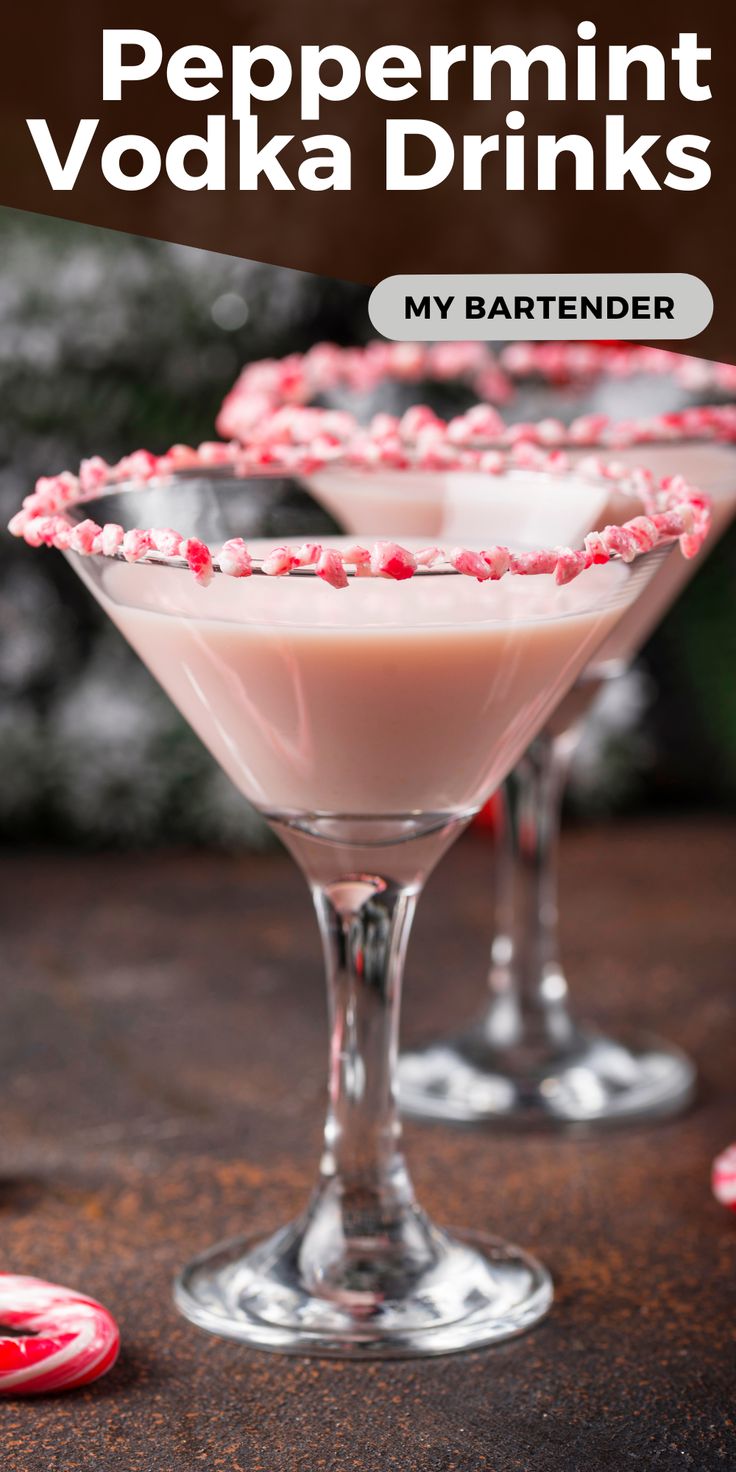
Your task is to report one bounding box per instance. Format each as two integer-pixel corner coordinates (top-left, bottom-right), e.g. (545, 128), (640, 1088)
(218, 341), (734, 1126)
(299, 429), (734, 1125)
(396, 437), (736, 1126)
(12, 457), (676, 1356)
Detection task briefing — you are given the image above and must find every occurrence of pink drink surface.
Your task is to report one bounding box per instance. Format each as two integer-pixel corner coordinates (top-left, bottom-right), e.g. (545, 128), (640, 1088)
(307, 467), (621, 547)
(87, 545), (634, 821)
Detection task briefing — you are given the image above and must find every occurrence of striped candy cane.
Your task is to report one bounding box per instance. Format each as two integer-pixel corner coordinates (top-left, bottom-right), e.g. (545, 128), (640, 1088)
(0, 1275), (119, 1395)
(713, 1145), (736, 1213)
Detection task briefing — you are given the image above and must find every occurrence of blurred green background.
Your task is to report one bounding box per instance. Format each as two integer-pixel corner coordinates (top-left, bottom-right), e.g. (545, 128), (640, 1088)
(0, 205), (733, 848)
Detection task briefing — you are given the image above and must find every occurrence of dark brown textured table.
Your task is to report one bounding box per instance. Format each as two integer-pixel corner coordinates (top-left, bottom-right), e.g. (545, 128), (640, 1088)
(1, 817), (735, 1472)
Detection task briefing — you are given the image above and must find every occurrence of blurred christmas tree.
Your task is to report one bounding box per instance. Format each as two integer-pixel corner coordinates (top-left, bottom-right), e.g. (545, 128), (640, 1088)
(0, 208), (370, 846)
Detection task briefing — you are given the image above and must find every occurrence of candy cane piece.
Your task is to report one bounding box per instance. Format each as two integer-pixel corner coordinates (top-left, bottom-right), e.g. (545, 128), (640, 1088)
(712, 1145), (736, 1212)
(0, 1275), (120, 1396)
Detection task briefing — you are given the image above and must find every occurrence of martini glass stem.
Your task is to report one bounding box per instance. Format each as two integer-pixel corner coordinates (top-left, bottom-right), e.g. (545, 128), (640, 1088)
(176, 834), (554, 1347)
(485, 730), (580, 1057)
(310, 874), (420, 1244)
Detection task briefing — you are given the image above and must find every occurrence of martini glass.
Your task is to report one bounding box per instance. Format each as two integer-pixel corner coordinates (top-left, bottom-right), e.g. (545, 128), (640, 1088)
(394, 438), (736, 1126)
(220, 344), (735, 1126)
(61, 467), (659, 1356)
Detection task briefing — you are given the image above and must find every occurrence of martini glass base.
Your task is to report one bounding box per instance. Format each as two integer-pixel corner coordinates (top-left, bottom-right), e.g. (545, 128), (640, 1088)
(174, 1222), (552, 1358)
(399, 1027), (696, 1129)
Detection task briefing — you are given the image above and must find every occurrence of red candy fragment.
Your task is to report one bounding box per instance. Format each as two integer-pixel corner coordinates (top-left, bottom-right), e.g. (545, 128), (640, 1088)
(370, 542), (417, 580)
(450, 548), (493, 581)
(316, 548), (348, 589)
(180, 537), (213, 586)
(218, 538), (252, 577)
(122, 528), (152, 563)
(554, 549), (590, 585)
(150, 527), (183, 558)
(69, 519), (102, 555)
(262, 545), (298, 577)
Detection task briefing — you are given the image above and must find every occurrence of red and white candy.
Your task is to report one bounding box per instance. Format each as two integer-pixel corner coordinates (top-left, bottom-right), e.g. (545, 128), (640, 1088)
(712, 1145), (736, 1212)
(0, 1275), (120, 1395)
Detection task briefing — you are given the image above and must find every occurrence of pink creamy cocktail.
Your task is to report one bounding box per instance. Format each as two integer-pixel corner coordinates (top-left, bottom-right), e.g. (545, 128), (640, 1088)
(305, 446), (736, 754)
(90, 545), (631, 826)
(11, 450), (696, 1357)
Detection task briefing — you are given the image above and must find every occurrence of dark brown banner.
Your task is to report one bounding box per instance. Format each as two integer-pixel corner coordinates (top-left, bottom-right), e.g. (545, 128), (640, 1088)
(1, 0), (734, 358)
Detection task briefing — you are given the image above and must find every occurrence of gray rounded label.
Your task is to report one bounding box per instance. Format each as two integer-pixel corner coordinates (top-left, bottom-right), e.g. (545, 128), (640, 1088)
(368, 274), (712, 341)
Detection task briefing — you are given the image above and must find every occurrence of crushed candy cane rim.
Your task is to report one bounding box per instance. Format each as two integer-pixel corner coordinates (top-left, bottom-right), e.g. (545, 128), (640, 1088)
(216, 392), (736, 474)
(273, 402), (736, 471)
(8, 441), (711, 589)
(498, 341), (736, 395)
(216, 340), (513, 436)
(217, 339), (736, 451)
